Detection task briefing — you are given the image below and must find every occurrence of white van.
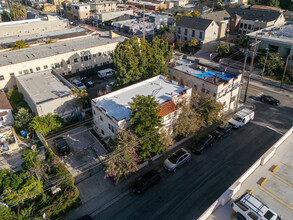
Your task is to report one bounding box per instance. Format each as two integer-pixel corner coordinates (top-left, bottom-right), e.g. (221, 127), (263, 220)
(231, 193), (282, 220)
(229, 108), (254, 128)
(97, 68), (116, 79)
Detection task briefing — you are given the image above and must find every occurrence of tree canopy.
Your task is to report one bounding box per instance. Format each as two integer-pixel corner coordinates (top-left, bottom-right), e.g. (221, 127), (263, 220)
(267, 0), (280, 7)
(257, 53), (284, 77)
(113, 36), (172, 87)
(13, 108), (33, 132)
(10, 4), (27, 21)
(11, 40), (28, 50)
(30, 114), (63, 135)
(216, 43), (231, 57)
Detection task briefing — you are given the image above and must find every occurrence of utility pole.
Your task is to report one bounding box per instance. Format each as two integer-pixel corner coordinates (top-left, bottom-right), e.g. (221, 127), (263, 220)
(281, 55), (289, 88)
(244, 34), (258, 103)
(143, 4), (145, 40)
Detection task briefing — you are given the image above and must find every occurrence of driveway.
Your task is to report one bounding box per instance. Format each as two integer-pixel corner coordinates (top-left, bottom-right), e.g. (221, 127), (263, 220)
(47, 124), (107, 177)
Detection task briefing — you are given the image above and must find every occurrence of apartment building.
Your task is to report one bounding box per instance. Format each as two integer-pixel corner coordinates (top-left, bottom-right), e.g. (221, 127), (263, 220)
(176, 16), (219, 44)
(90, 1), (117, 13)
(0, 16), (69, 39)
(91, 75), (192, 138)
(168, 59), (242, 112)
(66, 3), (91, 20)
(0, 90), (13, 127)
(128, 1), (167, 11)
(0, 31), (127, 90)
(95, 9), (134, 22)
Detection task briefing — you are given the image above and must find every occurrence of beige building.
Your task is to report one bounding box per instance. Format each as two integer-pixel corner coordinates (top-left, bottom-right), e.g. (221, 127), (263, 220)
(0, 31), (127, 90)
(0, 90), (13, 127)
(91, 75), (192, 138)
(0, 16), (69, 39)
(176, 16), (219, 44)
(90, 1), (117, 13)
(66, 3), (91, 20)
(16, 70), (79, 118)
(168, 59), (242, 112)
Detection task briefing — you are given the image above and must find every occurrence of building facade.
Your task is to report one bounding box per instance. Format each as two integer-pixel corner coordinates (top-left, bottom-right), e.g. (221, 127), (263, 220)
(168, 59), (242, 112)
(66, 3), (91, 20)
(95, 9), (134, 22)
(91, 75), (192, 138)
(0, 90), (13, 127)
(90, 1), (117, 13)
(0, 32), (127, 90)
(0, 16), (69, 39)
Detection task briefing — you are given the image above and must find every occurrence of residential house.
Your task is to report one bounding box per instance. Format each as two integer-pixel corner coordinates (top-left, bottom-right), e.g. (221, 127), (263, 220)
(0, 31), (127, 90)
(168, 59), (242, 112)
(0, 90), (13, 127)
(176, 16), (219, 44)
(66, 3), (91, 20)
(16, 70), (79, 118)
(91, 75), (192, 138)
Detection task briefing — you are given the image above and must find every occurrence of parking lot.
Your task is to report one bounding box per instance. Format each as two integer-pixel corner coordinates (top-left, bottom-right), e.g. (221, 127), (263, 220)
(46, 125), (107, 177)
(208, 132), (293, 220)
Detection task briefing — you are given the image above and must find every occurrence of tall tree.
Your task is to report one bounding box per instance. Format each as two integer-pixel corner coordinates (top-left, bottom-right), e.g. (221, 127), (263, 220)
(30, 114), (63, 135)
(176, 38), (186, 52)
(162, 32), (175, 44)
(10, 4), (27, 21)
(257, 53), (284, 77)
(187, 39), (199, 54)
(216, 43), (231, 57)
(13, 108), (33, 132)
(104, 129), (140, 183)
(70, 88), (89, 108)
(267, 0), (280, 7)
(239, 36), (250, 48)
(191, 11), (200, 18)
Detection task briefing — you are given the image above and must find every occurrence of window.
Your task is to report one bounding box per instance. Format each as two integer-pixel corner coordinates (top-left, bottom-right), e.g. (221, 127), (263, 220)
(248, 24), (252, 30)
(213, 93), (216, 98)
(51, 64), (55, 69)
(194, 85), (197, 91)
(240, 23), (243, 28)
(30, 69), (33, 73)
(74, 58), (78, 63)
(55, 63), (60, 68)
(36, 67), (41, 71)
(101, 129), (104, 135)
(244, 24), (247, 29)
(10, 73), (15, 78)
(89, 55), (91, 60)
(67, 60), (70, 64)
(184, 37), (187, 41)
(108, 123), (115, 133)
(43, 65), (48, 69)
(184, 29), (187, 35)
(206, 90), (209, 94)
(202, 88), (205, 93)
(98, 52), (101, 56)
(199, 32), (203, 39)
(178, 27), (181, 34)
(81, 57), (84, 62)
(178, 35), (180, 39)
(84, 56), (88, 61)
(93, 54), (96, 57)
(0, 75), (4, 80)
(19, 71), (22, 75)
(192, 30), (195, 37)
(24, 70), (29, 74)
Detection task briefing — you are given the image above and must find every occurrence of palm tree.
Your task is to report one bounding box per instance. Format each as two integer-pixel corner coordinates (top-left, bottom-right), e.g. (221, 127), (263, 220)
(10, 4), (27, 21)
(70, 88), (89, 108)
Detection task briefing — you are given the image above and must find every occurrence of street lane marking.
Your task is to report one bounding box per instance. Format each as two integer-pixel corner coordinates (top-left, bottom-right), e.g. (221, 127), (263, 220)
(260, 185), (293, 208)
(248, 87), (262, 92)
(281, 161), (293, 170)
(266, 126), (284, 135)
(270, 173), (293, 189)
(258, 187), (293, 212)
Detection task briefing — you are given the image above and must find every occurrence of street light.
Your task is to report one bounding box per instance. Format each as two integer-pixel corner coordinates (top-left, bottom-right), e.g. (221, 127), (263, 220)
(261, 48), (269, 80)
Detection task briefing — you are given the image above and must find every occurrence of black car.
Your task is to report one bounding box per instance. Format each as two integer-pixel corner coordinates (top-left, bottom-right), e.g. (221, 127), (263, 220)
(212, 124), (232, 140)
(191, 135), (215, 154)
(132, 170), (161, 194)
(53, 137), (71, 156)
(260, 95), (280, 106)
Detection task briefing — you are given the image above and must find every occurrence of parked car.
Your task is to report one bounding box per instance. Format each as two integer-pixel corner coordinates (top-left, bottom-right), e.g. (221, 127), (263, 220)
(132, 170), (161, 194)
(260, 95), (280, 106)
(72, 79), (86, 90)
(163, 148), (191, 172)
(82, 78), (94, 87)
(212, 124), (232, 140)
(53, 137), (71, 156)
(191, 135), (215, 154)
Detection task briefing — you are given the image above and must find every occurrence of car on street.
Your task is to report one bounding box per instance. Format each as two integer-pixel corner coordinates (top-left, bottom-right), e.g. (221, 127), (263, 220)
(260, 95), (280, 106)
(212, 124), (232, 140)
(191, 135), (215, 154)
(53, 137), (71, 156)
(164, 148), (191, 172)
(72, 79), (87, 90)
(132, 170), (161, 194)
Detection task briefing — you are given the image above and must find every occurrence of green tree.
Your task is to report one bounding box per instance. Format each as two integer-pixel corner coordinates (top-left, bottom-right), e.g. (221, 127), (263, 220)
(191, 10), (200, 18)
(187, 39), (199, 54)
(171, 8), (178, 16)
(216, 43), (231, 57)
(174, 99), (204, 137)
(267, 0), (280, 7)
(70, 88), (89, 108)
(2, 10), (12, 21)
(104, 129), (140, 183)
(30, 114), (63, 135)
(183, 11), (192, 17)
(11, 40), (28, 50)
(257, 53), (284, 77)
(162, 31), (175, 44)
(239, 36), (250, 48)
(13, 108), (33, 132)
(129, 95), (163, 159)
(10, 4), (27, 21)
(176, 38), (186, 52)
(175, 14), (183, 22)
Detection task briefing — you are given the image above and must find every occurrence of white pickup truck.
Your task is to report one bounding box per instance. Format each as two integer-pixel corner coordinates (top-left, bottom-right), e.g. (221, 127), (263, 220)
(229, 108), (254, 128)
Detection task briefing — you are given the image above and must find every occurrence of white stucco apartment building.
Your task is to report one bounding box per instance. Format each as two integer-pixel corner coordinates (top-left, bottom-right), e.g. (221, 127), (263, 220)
(91, 75), (192, 138)
(0, 31), (127, 90)
(0, 90), (13, 127)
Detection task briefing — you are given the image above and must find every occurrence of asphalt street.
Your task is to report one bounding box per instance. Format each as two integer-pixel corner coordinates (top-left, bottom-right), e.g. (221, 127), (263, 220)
(92, 81), (293, 220)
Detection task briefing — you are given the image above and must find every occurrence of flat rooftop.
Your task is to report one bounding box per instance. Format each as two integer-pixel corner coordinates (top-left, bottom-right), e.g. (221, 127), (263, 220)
(16, 70), (72, 104)
(0, 32), (127, 67)
(173, 59), (238, 85)
(0, 16), (65, 28)
(207, 130), (293, 220)
(93, 75), (189, 121)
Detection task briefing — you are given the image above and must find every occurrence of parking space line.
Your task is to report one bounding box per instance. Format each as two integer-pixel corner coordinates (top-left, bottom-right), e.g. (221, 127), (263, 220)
(281, 161), (293, 170)
(270, 173), (293, 189)
(266, 126), (284, 135)
(260, 186), (293, 208)
(258, 187), (293, 212)
(271, 172), (293, 186)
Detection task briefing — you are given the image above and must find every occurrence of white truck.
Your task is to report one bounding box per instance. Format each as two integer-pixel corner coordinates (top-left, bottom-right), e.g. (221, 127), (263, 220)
(231, 193), (282, 220)
(97, 68), (116, 79)
(229, 108), (254, 128)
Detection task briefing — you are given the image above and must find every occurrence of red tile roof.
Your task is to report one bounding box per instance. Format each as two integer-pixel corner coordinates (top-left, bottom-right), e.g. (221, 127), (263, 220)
(0, 91), (12, 110)
(156, 100), (178, 117)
